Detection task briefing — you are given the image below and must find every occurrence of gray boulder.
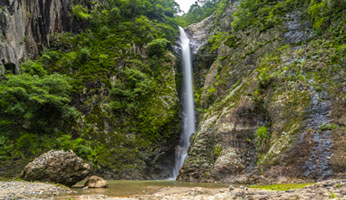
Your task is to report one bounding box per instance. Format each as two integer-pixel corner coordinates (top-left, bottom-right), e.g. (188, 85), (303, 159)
(84, 176), (108, 188)
(21, 150), (90, 186)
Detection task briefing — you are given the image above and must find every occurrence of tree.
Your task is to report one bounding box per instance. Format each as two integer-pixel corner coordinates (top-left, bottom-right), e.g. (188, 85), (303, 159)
(0, 74), (77, 137)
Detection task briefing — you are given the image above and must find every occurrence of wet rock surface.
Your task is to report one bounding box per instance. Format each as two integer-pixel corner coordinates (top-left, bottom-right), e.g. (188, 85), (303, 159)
(302, 87), (333, 179)
(185, 14), (215, 55)
(184, 1), (236, 55)
(21, 150), (90, 187)
(178, 0), (346, 183)
(178, 96), (264, 183)
(284, 11), (312, 44)
(0, 181), (74, 200)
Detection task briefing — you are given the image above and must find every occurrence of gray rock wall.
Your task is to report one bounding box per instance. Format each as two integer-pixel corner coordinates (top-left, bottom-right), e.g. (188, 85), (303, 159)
(0, 0), (72, 74)
(178, 1), (346, 184)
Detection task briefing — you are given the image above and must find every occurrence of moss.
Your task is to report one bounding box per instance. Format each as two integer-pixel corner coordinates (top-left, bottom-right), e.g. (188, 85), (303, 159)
(0, 177), (11, 181)
(231, 0), (287, 32)
(250, 183), (314, 191)
(214, 146), (221, 158)
(84, 104), (106, 130)
(208, 32), (228, 52)
(319, 123), (339, 131)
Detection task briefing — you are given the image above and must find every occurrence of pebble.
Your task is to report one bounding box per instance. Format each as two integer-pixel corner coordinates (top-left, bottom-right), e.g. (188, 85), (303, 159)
(228, 185), (234, 191)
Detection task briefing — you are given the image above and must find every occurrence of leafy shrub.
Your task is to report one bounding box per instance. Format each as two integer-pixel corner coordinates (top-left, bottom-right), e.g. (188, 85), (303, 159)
(0, 136), (13, 161)
(214, 146), (221, 158)
(231, 0), (259, 31)
(21, 60), (47, 77)
(147, 38), (170, 56)
(208, 32), (227, 52)
(79, 47), (91, 63)
(307, 0), (346, 30)
(224, 34), (240, 48)
(0, 74), (77, 135)
(51, 33), (75, 50)
(72, 4), (91, 20)
(110, 67), (155, 113)
(56, 135), (92, 160)
(16, 133), (40, 157)
(256, 126), (271, 153)
(308, 0), (328, 29)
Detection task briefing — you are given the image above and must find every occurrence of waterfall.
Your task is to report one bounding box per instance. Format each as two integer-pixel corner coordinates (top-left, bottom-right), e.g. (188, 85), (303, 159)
(172, 27), (196, 179)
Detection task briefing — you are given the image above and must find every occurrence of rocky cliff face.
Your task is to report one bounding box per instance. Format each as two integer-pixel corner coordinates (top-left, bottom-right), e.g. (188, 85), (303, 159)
(0, 0), (180, 180)
(179, 1), (346, 183)
(0, 0), (72, 74)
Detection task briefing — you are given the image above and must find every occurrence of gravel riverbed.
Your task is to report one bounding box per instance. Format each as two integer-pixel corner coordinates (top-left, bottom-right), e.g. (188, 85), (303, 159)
(0, 181), (75, 200)
(1, 179), (345, 200)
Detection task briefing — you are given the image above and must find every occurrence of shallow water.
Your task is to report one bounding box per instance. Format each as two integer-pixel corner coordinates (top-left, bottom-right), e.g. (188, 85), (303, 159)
(58, 180), (227, 199)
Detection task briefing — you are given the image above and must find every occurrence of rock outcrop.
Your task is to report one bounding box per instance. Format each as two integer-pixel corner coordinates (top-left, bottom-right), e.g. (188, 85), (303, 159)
(21, 150), (90, 186)
(0, 0), (73, 74)
(178, 1), (346, 183)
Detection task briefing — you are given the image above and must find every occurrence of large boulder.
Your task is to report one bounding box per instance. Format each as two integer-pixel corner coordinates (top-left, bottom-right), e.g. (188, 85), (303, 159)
(84, 176), (108, 188)
(21, 150), (90, 186)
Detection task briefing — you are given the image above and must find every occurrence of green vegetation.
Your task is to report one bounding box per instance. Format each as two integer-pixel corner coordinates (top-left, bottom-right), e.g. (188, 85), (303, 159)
(214, 146), (221, 158)
(329, 191), (338, 199)
(308, 0), (346, 30)
(0, 0), (182, 177)
(255, 126), (271, 153)
(0, 73), (79, 160)
(208, 32), (227, 52)
(250, 183), (314, 191)
(0, 74), (76, 134)
(230, 0), (346, 32)
(72, 4), (92, 20)
(176, 0), (231, 27)
(319, 123), (339, 131)
(176, 0), (219, 27)
(231, 0), (285, 32)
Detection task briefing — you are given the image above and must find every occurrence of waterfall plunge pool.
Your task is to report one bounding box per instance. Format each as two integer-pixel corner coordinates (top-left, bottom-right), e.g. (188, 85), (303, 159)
(58, 180), (228, 199)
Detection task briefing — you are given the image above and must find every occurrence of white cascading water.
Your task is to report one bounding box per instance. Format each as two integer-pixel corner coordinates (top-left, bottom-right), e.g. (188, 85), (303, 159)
(172, 27), (196, 179)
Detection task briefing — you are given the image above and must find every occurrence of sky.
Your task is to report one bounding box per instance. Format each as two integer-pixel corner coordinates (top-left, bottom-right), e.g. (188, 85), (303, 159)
(175, 0), (196, 13)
